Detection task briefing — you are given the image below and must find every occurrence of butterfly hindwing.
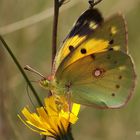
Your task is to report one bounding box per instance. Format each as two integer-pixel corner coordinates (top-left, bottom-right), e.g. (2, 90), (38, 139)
(55, 51), (136, 108)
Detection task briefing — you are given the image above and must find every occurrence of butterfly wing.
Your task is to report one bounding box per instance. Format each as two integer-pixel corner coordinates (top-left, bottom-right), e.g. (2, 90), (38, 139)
(54, 11), (128, 72)
(53, 8), (103, 71)
(55, 51), (136, 108)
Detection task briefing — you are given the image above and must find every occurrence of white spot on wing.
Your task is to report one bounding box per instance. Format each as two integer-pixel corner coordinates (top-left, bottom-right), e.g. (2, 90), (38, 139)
(89, 22), (98, 30)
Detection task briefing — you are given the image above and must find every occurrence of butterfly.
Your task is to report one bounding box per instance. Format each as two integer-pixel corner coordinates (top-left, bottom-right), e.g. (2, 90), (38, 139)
(40, 2), (136, 109)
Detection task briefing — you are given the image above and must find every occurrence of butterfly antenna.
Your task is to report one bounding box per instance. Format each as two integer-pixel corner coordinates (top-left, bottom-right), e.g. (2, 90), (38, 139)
(89, 0), (102, 8)
(24, 65), (46, 79)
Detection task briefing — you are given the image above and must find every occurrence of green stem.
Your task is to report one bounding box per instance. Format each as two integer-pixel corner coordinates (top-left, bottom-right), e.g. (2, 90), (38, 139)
(0, 35), (43, 107)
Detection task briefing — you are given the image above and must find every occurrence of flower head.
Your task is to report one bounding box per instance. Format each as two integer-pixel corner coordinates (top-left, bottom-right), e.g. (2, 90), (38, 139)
(18, 95), (80, 138)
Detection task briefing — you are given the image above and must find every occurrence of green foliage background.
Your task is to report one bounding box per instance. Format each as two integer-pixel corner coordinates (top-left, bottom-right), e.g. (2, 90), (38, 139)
(0, 0), (140, 140)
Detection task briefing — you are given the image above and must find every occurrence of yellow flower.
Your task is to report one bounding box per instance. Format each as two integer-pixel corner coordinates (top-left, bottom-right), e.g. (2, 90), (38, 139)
(18, 95), (80, 138)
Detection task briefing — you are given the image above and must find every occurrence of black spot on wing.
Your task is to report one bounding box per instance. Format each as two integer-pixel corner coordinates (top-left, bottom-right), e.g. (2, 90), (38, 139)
(118, 75), (122, 79)
(116, 84), (120, 89)
(81, 48), (87, 54)
(69, 45), (74, 52)
(109, 39), (114, 45)
(111, 93), (115, 97)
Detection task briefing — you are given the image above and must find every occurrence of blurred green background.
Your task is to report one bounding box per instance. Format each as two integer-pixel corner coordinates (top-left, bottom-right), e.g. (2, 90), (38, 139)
(0, 0), (140, 140)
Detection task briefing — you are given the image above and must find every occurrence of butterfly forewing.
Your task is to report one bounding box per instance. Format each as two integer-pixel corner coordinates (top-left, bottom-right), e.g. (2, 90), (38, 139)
(55, 51), (136, 108)
(54, 8), (103, 71)
(94, 13), (128, 53)
(55, 13), (128, 74)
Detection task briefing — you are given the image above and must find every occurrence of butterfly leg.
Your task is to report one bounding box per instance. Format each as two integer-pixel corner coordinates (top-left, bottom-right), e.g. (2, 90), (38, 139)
(65, 91), (72, 112)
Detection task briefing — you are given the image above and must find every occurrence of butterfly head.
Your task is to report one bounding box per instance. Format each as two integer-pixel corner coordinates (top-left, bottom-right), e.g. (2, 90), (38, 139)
(39, 79), (49, 89)
(39, 75), (54, 90)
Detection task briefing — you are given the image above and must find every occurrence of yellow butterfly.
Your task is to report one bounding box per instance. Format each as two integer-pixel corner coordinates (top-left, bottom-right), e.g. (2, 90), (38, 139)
(40, 3), (136, 109)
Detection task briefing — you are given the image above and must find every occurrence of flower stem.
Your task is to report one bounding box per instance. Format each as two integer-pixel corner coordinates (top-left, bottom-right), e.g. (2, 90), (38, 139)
(51, 1), (74, 140)
(0, 36), (43, 107)
(49, 0), (60, 97)
(52, 0), (59, 67)
(56, 126), (74, 140)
